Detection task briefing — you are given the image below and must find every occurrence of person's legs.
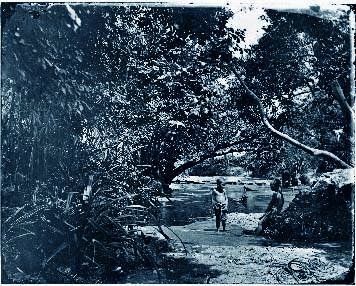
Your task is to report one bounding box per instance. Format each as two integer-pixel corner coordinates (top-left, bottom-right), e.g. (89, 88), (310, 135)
(222, 220), (226, 231)
(214, 207), (221, 230)
(221, 210), (227, 231)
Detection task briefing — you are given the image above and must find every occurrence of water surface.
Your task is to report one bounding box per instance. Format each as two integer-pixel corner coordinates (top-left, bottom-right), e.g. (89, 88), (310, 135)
(161, 176), (300, 226)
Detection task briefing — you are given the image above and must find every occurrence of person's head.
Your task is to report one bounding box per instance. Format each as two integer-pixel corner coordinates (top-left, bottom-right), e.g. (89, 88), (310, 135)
(216, 179), (222, 186)
(270, 178), (281, 192)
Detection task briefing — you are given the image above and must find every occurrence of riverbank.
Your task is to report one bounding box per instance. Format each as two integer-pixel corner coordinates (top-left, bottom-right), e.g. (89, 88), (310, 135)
(165, 214), (352, 283)
(122, 173), (354, 284)
(129, 173), (354, 284)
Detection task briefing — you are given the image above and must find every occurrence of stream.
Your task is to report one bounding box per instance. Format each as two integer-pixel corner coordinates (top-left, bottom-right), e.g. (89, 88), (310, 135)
(124, 176), (353, 284)
(161, 175), (298, 225)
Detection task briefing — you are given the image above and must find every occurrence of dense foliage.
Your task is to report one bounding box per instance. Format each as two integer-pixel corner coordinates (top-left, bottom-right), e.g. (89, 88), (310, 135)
(263, 169), (353, 242)
(239, 8), (352, 175)
(1, 3), (352, 283)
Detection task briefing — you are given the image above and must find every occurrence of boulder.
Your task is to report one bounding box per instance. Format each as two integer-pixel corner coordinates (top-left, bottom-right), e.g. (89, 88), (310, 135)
(262, 168), (354, 242)
(313, 168), (354, 190)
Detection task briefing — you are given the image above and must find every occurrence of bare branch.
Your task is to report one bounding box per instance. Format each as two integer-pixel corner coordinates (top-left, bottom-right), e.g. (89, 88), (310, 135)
(331, 80), (355, 121)
(232, 67), (353, 169)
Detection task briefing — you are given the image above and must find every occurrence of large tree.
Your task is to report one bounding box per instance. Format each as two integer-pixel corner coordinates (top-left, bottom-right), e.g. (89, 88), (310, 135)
(1, 4), (353, 283)
(230, 7), (353, 175)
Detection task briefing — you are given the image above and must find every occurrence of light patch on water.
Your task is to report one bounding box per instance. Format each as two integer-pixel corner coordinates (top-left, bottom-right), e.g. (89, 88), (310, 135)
(173, 175), (271, 186)
(157, 197), (185, 202)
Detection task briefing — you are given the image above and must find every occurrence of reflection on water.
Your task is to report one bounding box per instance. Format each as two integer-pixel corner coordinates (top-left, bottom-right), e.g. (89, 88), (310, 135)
(161, 177), (300, 226)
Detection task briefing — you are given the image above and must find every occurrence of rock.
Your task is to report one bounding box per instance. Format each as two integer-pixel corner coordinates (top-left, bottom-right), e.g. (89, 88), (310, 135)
(313, 168), (354, 190)
(262, 169), (354, 242)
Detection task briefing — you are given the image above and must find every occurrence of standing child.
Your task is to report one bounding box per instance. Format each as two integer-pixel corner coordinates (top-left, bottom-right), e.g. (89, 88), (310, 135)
(211, 179), (228, 231)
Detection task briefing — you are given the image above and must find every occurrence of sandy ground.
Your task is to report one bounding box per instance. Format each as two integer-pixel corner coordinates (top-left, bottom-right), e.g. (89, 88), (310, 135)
(165, 213), (351, 284)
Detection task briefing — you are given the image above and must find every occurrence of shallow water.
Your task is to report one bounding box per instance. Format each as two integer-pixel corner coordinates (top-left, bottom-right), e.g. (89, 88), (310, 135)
(161, 176), (300, 226)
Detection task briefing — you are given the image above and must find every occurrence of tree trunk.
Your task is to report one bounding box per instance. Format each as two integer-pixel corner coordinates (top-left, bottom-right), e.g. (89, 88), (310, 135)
(161, 138), (266, 184)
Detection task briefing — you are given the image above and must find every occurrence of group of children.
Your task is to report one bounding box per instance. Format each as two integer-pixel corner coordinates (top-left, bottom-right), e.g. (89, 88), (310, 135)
(211, 178), (284, 233)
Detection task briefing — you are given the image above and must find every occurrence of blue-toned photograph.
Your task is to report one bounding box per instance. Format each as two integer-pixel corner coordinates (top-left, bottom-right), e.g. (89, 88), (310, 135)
(1, 2), (354, 284)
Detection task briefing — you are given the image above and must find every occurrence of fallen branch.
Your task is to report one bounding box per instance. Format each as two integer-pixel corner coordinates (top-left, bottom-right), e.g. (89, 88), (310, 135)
(232, 68), (352, 169)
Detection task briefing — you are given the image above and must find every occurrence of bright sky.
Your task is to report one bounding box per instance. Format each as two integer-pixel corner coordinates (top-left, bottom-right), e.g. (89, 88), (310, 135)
(224, 3), (349, 57)
(226, 5), (270, 55)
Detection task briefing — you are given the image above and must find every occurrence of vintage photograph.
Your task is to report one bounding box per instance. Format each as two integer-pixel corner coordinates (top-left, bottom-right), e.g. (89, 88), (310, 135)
(1, 2), (355, 284)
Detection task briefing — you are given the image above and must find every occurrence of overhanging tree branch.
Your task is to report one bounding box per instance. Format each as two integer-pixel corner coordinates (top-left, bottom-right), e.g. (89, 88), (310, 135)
(232, 67), (353, 169)
(167, 139), (254, 181)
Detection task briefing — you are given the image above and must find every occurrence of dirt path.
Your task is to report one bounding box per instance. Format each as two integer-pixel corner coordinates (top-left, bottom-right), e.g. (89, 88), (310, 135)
(166, 214), (351, 284)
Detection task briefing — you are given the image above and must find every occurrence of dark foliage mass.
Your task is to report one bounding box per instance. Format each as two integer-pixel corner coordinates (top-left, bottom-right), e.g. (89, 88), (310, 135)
(263, 169), (353, 242)
(1, 3), (353, 283)
(240, 9), (352, 176)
